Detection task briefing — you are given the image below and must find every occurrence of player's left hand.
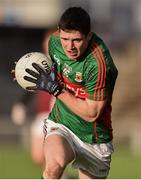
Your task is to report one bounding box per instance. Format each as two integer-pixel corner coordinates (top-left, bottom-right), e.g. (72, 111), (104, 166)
(24, 63), (63, 97)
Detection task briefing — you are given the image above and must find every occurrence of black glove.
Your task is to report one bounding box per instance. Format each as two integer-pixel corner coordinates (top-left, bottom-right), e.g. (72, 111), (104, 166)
(24, 63), (63, 97)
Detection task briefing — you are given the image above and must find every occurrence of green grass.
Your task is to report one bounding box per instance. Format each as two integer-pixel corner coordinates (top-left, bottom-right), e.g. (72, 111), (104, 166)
(108, 146), (141, 179)
(0, 144), (141, 179)
(0, 145), (42, 179)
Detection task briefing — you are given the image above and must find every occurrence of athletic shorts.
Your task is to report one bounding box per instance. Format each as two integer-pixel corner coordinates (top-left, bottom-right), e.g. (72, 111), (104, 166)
(43, 119), (113, 178)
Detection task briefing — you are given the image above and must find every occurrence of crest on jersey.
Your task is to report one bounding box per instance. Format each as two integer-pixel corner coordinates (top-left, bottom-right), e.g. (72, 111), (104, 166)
(75, 72), (83, 82)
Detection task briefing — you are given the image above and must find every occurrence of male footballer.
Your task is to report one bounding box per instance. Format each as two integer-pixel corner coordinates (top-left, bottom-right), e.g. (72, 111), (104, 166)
(24, 7), (118, 179)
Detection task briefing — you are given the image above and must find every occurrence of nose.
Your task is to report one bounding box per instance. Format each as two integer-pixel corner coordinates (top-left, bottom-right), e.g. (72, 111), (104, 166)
(68, 41), (74, 50)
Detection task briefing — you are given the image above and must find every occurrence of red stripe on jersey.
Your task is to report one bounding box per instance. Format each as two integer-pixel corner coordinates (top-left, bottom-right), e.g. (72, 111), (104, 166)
(93, 51), (102, 100)
(95, 43), (106, 98)
(90, 43), (106, 101)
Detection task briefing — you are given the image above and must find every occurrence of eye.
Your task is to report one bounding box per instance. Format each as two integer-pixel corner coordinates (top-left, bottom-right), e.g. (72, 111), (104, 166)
(61, 37), (68, 41)
(74, 39), (82, 42)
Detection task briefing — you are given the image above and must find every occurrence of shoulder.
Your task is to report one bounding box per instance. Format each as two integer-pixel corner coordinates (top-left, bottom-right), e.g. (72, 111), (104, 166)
(49, 30), (61, 49)
(89, 33), (109, 57)
(85, 33), (113, 69)
(83, 33), (109, 78)
(48, 30), (61, 49)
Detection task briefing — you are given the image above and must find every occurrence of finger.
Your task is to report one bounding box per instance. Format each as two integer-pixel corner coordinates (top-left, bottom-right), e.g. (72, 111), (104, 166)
(51, 63), (57, 71)
(26, 86), (37, 91)
(24, 76), (37, 84)
(51, 63), (58, 76)
(32, 63), (46, 74)
(25, 68), (39, 78)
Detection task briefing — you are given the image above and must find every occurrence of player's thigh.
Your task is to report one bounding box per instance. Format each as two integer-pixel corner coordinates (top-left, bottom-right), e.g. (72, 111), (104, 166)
(78, 169), (106, 179)
(44, 134), (75, 166)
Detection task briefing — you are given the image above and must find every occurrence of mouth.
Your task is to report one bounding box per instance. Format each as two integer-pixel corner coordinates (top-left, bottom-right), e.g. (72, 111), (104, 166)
(66, 50), (77, 56)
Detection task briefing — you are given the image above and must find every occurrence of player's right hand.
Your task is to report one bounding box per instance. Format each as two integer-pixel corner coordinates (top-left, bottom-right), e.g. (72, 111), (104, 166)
(24, 63), (63, 97)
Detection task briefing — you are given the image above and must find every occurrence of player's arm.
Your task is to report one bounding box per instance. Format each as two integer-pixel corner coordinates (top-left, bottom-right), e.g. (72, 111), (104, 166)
(24, 62), (106, 122)
(58, 90), (106, 122)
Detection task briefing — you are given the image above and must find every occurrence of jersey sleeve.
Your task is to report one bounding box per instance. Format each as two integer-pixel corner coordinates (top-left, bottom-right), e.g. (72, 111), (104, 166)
(83, 56), (108, 101)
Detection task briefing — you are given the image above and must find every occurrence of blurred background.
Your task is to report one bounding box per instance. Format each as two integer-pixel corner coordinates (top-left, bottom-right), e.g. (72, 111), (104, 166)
(0, 0), (141, 178)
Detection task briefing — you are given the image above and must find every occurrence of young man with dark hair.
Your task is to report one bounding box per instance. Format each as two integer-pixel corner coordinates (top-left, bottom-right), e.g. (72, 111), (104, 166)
(24, 7), (118, 179)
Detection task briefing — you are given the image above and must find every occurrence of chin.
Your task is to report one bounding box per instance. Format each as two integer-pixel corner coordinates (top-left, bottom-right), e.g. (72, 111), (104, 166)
(69, 56), (78, 60)
(67, 53), (79, 60)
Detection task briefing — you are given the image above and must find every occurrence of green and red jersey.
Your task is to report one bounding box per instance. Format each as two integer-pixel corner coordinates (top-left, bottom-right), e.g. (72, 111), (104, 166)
(48, 31), (118, 144)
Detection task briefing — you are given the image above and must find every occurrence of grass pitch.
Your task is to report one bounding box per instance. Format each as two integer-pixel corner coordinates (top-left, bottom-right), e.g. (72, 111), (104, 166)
(0, 144), (141, 179)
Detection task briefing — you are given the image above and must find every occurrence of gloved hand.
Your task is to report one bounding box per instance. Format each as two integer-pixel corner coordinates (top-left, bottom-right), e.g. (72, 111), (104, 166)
(24, 63), (63, 97)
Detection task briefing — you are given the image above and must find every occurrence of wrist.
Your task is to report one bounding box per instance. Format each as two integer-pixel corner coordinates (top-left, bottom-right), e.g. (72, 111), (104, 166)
(57, 89), (67, 98)
(52, 83), (63, 97)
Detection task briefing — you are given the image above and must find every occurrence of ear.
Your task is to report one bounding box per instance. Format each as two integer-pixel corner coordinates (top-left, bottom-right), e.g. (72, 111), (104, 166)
(87, 32), (92, 41)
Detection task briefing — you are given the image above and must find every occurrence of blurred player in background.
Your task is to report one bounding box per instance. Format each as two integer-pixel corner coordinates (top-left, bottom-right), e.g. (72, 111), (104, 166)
(11, 32), (55, 166)
(24, 7), (118, 179)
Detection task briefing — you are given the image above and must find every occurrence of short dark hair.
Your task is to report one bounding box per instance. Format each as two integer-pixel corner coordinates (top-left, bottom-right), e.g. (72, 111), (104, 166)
(58, 7), (91, 36)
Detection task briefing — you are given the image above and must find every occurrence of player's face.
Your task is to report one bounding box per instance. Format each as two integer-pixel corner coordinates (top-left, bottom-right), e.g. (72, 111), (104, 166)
(60, 29), (91, 60)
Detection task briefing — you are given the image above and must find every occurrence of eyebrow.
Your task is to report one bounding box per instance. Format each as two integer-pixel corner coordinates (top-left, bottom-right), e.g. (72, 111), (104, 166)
(61, 37), (82, 41)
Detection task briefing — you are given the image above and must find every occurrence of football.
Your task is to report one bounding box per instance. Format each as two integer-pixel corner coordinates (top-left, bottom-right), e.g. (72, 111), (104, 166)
(15, 52), (52, 91)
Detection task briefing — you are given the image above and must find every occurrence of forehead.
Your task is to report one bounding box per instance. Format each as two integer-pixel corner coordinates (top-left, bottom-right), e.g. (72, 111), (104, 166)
(59, 29), (85, 39)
